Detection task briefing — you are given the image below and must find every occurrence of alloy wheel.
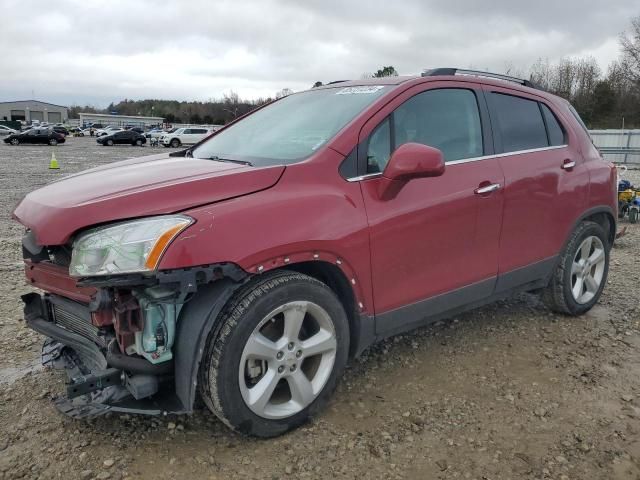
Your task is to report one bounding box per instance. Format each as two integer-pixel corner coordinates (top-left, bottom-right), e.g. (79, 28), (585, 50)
(571, 235), (606, 304)
(239, 301), (337, 419)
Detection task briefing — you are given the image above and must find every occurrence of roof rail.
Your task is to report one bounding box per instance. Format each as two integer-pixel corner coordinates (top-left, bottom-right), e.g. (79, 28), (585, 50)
(421, 68), (541, 90)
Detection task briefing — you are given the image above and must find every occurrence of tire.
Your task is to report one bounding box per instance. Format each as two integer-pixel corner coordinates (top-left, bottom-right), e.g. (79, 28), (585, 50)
(630, 208), (639, 224)
(543, 221), (609, 315)
(135, 139), (143, 146)
(10, 138), (19, 145)
(170, 138), (180, 148)
(49, 138), (58, 146)
(199, 271), (349, 437)
(106, 139), (114, 146)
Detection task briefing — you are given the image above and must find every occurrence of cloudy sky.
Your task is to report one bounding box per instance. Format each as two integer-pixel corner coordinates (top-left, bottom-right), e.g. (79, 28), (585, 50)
(0, 0), (636, 107)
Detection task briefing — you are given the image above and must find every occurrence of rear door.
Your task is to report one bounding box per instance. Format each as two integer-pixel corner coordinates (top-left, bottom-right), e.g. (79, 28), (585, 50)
(359, 82), (505, 335)
(483, 86), (588, 289)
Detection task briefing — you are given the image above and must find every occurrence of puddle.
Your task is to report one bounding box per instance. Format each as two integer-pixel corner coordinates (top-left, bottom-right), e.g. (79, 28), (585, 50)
(0, 361), (43, 385)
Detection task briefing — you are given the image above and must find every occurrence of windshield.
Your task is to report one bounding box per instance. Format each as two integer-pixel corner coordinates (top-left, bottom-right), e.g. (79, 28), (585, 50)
(192, 85), (390, 166)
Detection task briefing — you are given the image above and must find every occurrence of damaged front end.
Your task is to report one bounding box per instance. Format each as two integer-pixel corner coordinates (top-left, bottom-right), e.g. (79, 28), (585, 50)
(21, 238), (246, 419)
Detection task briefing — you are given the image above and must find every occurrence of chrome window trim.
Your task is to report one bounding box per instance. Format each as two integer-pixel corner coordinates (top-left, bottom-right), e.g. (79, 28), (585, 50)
(346, 144), (568, 181)
(347, 172), (384, 182)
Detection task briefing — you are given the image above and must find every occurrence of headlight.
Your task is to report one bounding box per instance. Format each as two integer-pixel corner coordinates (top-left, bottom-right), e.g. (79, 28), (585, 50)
(69, 215), (192, 277)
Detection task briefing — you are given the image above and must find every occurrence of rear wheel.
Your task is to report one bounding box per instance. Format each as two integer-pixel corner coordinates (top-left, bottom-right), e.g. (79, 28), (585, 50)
(135, 139), (143, 146)
(630, 208), (639, 224)
(170, 138), (180, 148)
(543, 221), (609, 315)
(199, 271), (349, 437)
(49, 138), (58, 146)
(10, 138), (19, 145)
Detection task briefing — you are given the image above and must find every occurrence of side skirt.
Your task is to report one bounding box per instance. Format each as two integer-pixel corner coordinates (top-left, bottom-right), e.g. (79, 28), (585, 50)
(351, 256), (557, 355)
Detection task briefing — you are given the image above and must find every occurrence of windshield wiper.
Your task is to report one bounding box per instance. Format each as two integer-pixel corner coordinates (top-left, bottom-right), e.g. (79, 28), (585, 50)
(205, 156), (253, 166)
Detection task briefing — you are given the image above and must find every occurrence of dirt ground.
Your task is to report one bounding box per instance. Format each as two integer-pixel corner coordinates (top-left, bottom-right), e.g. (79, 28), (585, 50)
(1, 137), (639, 480)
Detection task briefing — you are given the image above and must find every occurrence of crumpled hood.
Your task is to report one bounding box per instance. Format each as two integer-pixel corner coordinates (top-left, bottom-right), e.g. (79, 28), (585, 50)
(13, 152), (285, 245)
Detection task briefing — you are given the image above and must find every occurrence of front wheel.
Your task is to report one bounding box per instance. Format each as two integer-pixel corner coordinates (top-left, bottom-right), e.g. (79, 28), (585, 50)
(630, 208), (639, 224)
(170, 138), (180, 148)
(199, 271), (349, 437)
(106, 139), (114, 146)
(543, 221), (609, 315)
(10, 138), (19, 145)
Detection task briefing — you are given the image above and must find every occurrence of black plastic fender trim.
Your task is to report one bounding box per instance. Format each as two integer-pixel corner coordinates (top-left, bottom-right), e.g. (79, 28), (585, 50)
(173, 279), (245, 412)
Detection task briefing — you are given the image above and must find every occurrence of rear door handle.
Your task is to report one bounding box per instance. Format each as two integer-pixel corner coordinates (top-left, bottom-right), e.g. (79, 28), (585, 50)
(474, 183), (501, 195)
(562, 159), (576, 170)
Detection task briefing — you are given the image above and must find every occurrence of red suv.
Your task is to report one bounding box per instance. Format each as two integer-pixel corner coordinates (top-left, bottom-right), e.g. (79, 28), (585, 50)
(14, 68), (617, 437)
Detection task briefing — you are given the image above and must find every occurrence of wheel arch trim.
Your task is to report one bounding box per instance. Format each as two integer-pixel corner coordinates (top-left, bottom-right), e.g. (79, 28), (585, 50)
(568, 205), (616, 249)
(173, 278), (245, 412)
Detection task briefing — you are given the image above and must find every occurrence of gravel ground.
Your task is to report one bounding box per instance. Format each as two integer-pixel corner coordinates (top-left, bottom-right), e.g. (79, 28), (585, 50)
(1, 137), (639, 480)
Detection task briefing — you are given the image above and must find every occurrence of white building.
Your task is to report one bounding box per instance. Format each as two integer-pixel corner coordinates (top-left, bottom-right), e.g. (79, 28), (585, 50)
(78, 112), (165, 128)
(0, 100), (68, 124)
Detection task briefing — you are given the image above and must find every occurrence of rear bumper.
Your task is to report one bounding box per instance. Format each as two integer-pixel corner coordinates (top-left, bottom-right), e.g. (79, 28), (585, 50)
(22, 292), (185, 418)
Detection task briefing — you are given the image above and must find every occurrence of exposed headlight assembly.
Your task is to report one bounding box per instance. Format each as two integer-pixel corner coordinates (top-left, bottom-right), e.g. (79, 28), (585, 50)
(69, 215), (192, 277)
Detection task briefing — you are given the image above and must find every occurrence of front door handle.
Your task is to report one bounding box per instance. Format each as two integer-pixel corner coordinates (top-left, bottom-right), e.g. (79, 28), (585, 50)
(475, 183), (501, 195)
(562, 159), (576, 170)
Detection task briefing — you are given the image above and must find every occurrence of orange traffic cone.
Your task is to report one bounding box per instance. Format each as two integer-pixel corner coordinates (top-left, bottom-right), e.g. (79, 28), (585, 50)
(49, 152), (60, 170)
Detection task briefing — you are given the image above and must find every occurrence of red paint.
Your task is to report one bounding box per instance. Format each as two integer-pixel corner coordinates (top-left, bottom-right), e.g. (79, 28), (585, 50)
(13, 155), (284, 244)
(25, 261), (96, 303)
(14, 75), (617, 318)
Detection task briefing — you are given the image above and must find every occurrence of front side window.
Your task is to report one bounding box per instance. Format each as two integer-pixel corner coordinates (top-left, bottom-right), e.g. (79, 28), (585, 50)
(192, 86), (390, 166)
(489, 93), (548, 153)
(366, 88), (483, 173)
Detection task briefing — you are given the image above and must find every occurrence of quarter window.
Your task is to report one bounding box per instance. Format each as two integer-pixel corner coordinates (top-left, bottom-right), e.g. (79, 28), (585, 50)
(489, 93), (548, 153)
(541, 104), (566, 146)
(366, 118), (391, 173)
(366, 88), (483, 173)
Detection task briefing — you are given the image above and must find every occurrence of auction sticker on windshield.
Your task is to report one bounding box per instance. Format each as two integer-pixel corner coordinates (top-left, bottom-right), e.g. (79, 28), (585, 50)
(335, 86), (386, 95)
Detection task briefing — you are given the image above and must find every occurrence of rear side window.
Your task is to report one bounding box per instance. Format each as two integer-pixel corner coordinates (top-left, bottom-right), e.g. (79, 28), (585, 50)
(541, 104), (566, 146)
(489, 93), (548, 153)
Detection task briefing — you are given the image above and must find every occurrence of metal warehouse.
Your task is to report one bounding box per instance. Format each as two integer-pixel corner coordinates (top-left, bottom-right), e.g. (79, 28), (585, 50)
(0, 100), (68, 123)
(78, 112), (165, 128)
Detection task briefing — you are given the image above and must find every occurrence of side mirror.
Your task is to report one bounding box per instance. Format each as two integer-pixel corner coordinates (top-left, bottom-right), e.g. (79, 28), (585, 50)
(378, 143), (445, 200)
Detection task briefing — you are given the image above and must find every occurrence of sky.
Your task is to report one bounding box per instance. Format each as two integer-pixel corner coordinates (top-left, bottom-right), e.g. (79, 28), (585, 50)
(0, 0), (636, 107)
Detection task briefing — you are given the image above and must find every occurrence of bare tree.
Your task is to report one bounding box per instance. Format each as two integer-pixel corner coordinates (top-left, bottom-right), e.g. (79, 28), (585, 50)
(275, 88), (293, 99)
(620, 15), (640, 83)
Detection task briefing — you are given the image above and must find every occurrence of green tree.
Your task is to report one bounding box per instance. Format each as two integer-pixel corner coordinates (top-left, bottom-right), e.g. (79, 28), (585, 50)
(374, 66), (398, 77)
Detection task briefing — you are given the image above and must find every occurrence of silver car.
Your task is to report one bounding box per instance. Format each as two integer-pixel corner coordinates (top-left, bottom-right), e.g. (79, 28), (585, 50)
(0, 125), (17, 136)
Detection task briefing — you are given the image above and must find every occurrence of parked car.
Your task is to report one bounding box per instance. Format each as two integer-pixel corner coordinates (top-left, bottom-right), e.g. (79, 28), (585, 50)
(95, 126), (122, 137)
(145, 128), (162, 138)
(147, 127), (175, 140)
(160, 127), (211, 147)
(52, 126), (70, 136)
(0, 125), (18, 136)
(97, 130), (146, 146)
(4, 128), (65, 145)
(13, 68), (616, 438)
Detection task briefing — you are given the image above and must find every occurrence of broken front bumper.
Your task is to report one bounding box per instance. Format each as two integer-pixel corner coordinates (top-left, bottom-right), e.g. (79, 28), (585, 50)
(23, 292), (185, 418)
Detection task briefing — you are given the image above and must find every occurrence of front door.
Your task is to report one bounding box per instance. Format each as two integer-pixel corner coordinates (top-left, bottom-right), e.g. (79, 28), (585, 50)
(359, 84), (505, 336)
